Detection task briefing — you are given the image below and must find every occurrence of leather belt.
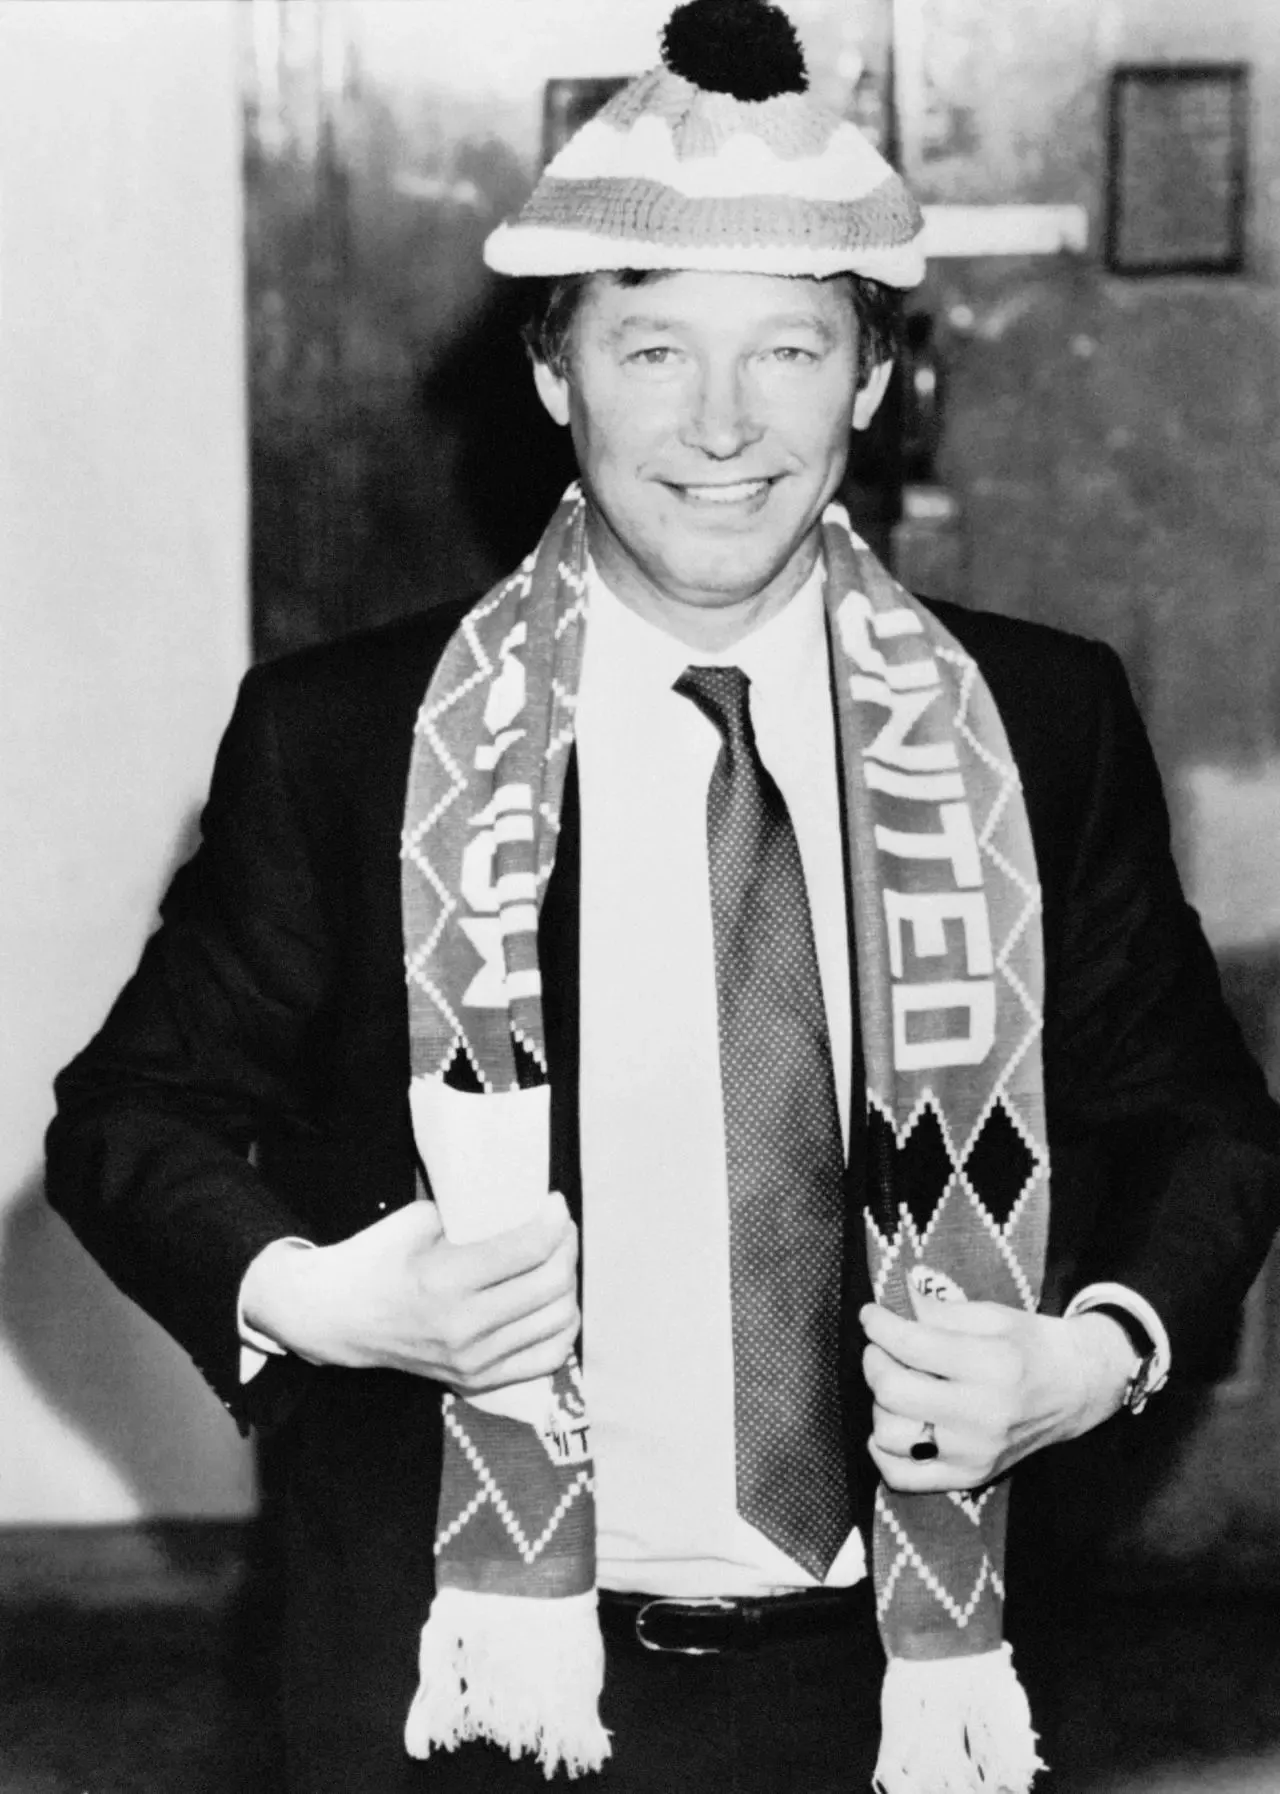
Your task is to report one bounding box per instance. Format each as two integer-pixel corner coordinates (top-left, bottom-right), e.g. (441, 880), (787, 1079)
(598, 1585), (864, 1656)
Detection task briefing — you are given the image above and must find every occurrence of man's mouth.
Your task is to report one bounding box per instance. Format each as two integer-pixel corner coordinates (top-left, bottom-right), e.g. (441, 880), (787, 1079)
(668, 478), (776, 506)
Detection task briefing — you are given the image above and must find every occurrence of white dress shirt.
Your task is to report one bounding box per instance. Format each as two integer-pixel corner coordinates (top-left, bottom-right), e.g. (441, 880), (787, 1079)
(575, 558), (867, 1596)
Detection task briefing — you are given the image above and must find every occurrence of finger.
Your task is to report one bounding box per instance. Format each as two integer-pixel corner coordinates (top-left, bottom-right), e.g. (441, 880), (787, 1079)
(860, 1304), (1003, 1379)
(901, 1296), (1018, 1339)
(867, 1434), (990, 1495)
(870, 1401), (941, 1463)
(860, 1305), (949, 1375)
(862, 1340), (933, 1409)
(455, 1319), (581, 1393)
(929, 1301), (1019, 1338)
(861, 1306), (967, 1378)
(460, 1229), (579, 1338)
(861, 1343), (941, 1419)
(863, 1344), (990, 1437)
(454, 1209), (577, 1292)
(458, 1292), (580, 1382)
(907, 1285), (964, 1329)
(867, 1435), (959, 1494)
(873, 1446), (992, 1494)
(861, 1339), (906, 1401)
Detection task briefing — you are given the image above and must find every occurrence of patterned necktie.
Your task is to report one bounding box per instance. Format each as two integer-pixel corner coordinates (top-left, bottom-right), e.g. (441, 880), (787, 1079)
(675, 664), (852, 1579)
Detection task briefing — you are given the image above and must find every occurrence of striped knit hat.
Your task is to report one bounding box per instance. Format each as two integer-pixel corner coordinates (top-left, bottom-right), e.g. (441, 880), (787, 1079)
(483, 0), (925, 287)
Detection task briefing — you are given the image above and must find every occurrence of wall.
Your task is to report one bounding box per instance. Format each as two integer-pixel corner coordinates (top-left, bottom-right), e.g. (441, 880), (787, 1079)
(0, 1), (255, 1522)
(914, 0), (1280, 767)
(903, 0), (1280, 1573)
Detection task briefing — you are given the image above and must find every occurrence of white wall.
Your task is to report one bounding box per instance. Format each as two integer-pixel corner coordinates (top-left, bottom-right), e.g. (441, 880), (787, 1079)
(0, 0), (255, 1522)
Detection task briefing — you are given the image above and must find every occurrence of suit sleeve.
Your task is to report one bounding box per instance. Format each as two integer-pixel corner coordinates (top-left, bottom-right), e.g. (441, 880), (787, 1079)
(1050, 642), (1280, 1368)
(45, 664), (330, 1431)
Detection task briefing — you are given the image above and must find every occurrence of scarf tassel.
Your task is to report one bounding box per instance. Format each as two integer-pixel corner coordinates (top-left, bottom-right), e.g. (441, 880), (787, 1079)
(405, 1586), (611, 1781)
(874, 1645), (1045, 1794)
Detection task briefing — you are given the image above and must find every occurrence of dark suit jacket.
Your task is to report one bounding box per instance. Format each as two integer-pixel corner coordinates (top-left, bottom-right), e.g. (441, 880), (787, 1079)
(45, 595), (1280, 1791)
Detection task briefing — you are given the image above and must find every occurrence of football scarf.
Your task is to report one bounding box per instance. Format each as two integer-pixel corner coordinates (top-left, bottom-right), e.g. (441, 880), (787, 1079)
(401, 486), (1047, 1792)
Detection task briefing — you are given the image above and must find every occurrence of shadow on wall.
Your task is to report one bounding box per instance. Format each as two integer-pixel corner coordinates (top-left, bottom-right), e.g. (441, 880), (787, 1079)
(0, 1171), (252, 1521)
(1, 805), (254, 1523)
(1218, 947), (1280, 1098)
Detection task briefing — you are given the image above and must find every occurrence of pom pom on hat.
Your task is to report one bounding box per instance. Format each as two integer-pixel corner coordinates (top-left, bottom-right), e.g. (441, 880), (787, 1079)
(661, 0), (808, 102)
(483, 0), (925, 287)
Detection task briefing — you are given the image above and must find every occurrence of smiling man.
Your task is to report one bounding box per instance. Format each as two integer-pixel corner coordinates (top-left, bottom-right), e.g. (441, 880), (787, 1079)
(45, 4), (1280, 1793)
(529, 270), (892, 644)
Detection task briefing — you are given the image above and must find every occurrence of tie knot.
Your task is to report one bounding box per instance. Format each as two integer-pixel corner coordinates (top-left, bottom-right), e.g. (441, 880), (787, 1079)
(675, 664), (753, 747)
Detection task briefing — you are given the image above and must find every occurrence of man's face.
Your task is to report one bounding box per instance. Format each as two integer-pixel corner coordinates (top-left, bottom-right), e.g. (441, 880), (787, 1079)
(532, 270), (891, 640)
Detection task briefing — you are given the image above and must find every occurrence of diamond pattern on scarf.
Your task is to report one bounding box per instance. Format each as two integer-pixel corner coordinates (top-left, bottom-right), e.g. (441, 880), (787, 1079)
(676, 664), (852, 1581)
(896, 1099), (954, 1244)
(962, 1099), (1037, 1232)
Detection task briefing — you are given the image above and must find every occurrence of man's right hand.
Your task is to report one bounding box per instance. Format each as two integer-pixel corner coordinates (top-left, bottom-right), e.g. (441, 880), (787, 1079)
(238, 1195), (579, 1392)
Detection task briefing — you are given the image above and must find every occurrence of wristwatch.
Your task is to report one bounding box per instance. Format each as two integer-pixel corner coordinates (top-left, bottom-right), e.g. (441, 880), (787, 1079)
(1088, 1302), (1161, 1415)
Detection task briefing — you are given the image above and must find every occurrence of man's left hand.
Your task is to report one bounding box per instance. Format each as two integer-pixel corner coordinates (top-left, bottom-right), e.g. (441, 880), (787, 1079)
(860, 1294), (1139, 1492)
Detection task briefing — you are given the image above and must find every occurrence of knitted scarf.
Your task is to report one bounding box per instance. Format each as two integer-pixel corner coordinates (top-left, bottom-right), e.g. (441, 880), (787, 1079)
(401, 486), (1048, 1792)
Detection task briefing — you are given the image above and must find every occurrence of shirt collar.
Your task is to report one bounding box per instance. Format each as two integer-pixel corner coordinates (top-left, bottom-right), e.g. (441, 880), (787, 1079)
(582, 555), (828, 706)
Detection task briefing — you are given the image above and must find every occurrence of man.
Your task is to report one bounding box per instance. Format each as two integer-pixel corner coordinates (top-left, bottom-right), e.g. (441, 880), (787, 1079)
(45, 4), (1280, 1792)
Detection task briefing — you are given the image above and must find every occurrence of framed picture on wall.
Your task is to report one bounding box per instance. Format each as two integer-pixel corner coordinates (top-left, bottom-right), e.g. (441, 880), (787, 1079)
(542, 76), (631, 165)
(1105, 63), (1249, 276)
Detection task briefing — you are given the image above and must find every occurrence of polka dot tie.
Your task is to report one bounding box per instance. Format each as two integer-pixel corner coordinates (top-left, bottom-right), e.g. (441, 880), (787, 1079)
(676, 665), (852, 1580)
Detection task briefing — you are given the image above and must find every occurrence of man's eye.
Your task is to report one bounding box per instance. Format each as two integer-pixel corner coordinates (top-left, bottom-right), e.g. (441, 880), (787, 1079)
(769, 346), (818, 364)
(629, 346), (677, 366)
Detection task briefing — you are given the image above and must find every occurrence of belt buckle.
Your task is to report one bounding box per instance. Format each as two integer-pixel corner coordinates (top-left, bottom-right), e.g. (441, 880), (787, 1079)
(634, 1595), (736, 1656)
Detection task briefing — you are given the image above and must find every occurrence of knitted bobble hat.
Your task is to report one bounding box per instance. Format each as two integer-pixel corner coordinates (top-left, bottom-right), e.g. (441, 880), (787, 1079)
(483, 0), (925, 287)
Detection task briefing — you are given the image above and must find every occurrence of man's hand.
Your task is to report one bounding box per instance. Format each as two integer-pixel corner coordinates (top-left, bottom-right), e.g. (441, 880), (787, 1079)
(860, 1289), (1139, 1493)
(240, 1195), (579, 1393)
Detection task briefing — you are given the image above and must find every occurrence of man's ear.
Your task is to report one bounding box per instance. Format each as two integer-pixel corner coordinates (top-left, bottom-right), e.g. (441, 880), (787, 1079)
(852, 359), (894, 432)
(532, 357), (571, 428)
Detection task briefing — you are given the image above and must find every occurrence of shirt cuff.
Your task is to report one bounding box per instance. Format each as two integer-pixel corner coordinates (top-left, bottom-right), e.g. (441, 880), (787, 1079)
(1063, 1281), (1172, 1397)
(238, 1237), (315, 1383)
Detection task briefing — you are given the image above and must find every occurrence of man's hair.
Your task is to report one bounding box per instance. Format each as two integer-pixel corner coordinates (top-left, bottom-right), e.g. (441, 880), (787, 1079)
(519, 269), (905, 388)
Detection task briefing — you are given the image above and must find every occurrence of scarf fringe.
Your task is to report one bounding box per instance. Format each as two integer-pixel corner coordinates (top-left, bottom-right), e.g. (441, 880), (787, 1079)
(874, 1645), (1045, 1794)
(405, 1586), (611, 1780)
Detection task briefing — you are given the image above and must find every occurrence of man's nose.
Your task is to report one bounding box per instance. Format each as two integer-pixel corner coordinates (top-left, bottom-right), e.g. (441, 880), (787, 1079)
(681, 364), (763, 459)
